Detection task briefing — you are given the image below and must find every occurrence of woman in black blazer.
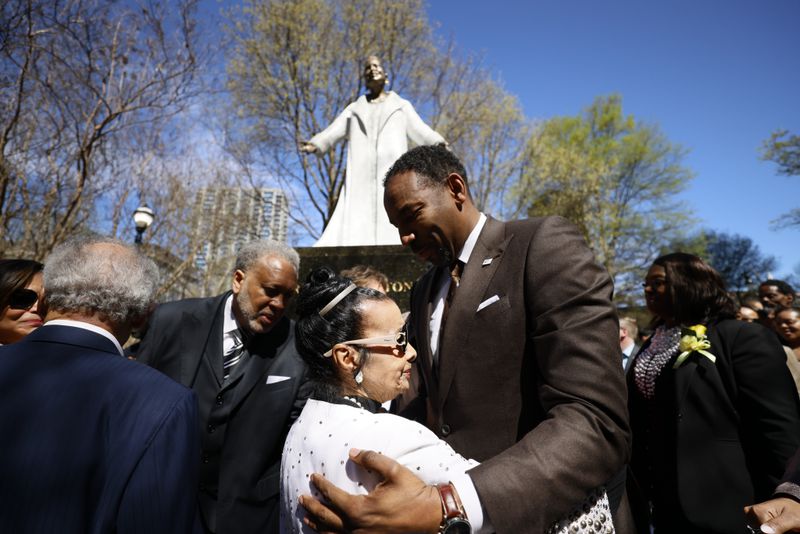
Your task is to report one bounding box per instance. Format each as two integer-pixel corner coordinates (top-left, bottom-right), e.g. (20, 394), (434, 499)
(628, 252), (800, 533)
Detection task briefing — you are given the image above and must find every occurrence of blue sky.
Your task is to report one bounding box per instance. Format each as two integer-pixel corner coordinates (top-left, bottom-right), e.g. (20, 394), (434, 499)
(425, 0), (800, 277)
(200, 0), (799, 277)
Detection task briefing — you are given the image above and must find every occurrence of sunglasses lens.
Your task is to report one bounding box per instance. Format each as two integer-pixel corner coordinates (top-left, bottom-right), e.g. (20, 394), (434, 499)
(396, 329), (408, 351)
(8, 288), (38, 310)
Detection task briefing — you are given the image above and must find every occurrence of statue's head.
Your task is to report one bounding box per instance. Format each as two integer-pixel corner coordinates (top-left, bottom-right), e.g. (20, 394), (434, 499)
(363, 55), (388, 93)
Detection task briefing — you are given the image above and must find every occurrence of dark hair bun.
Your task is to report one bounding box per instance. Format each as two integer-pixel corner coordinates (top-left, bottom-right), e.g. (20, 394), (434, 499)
(296, 266), (350, 317)
(305, 265), (337, 287)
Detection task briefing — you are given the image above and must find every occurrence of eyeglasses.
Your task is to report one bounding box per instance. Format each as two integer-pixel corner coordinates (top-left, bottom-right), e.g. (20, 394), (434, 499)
(642, 278), (667, 289)
(324, 324), (408, 357)
(8, 288), (39, 310)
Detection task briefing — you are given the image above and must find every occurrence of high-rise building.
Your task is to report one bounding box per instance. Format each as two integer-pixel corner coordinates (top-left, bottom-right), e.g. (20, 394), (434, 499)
(193, 187), (288, 272)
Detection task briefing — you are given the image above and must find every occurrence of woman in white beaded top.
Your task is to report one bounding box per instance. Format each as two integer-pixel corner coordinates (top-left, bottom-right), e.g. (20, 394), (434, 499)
(280, 266), (487, 534)
(281, 267), (612, 534)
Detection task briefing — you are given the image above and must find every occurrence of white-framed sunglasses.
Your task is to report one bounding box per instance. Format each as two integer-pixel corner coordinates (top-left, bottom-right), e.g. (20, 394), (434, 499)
(323, 324), (408, 357)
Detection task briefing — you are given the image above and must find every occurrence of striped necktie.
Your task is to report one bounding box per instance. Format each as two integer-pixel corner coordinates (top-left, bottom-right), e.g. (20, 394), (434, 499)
(224, 330), (245, 380)
(441, 260), (464, 330)
(435, 260), (464, 375)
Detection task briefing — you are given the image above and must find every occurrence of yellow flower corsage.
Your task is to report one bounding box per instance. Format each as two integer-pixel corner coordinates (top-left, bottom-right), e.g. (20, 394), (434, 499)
(673, 324), (715, 368)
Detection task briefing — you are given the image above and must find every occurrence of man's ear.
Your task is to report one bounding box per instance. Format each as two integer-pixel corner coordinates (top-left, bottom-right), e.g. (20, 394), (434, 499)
(446, 173), (469, 205)
(232, 269), (245, 295)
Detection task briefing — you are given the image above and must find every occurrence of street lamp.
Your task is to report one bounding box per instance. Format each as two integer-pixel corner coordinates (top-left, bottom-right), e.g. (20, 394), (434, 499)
(133, 205), (155, 244)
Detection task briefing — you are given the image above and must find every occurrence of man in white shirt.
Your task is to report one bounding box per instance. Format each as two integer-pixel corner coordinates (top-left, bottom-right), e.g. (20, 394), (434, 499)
(301, 145), (632, 533)
(136, 240), (312, 534)
(619, 316), (640, 373)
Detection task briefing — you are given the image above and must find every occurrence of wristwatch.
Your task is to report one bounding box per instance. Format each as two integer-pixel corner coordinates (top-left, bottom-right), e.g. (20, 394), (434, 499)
(436, 482), (471, 534)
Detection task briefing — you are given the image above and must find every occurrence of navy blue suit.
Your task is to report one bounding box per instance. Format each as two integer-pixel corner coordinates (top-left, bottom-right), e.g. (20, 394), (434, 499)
(0, 324), (201, 533)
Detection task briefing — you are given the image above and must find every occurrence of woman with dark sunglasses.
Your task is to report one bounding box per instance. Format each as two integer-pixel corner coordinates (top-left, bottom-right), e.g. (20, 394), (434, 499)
(0, 259), (44, 345)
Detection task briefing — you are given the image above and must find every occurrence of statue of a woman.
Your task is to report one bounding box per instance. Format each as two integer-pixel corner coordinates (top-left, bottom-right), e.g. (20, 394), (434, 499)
(301, 56), (446, 247)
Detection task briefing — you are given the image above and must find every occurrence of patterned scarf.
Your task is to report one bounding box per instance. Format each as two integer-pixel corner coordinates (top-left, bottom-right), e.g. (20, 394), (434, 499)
(633, 325), (682, 399)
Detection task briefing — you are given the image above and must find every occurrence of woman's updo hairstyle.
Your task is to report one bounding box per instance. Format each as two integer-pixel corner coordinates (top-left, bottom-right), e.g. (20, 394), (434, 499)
(295, 266), (389, 399)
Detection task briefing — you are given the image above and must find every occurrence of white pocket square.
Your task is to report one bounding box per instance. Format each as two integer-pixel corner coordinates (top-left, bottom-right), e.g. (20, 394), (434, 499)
(266, 375), (291, 385)
(477, 294), (500, 312)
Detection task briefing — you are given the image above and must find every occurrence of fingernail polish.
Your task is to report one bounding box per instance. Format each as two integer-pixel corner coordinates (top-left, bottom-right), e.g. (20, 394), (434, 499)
(762, 525), (776, 534)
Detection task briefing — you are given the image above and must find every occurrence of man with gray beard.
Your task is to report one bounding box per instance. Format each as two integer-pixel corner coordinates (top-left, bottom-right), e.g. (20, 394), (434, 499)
(137, 240), (311, 534)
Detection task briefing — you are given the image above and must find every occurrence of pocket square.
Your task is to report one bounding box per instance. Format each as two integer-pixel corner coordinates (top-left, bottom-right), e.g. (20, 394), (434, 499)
(477, 294), (500, 312)
(266, 375), (291, 385)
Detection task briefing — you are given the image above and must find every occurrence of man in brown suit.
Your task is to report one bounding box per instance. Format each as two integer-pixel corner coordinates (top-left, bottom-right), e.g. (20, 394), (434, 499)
(301, 145), (631, 533)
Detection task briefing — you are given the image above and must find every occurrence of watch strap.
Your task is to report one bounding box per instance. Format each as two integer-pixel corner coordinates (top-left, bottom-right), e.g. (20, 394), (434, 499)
(436, 482), (467, 529)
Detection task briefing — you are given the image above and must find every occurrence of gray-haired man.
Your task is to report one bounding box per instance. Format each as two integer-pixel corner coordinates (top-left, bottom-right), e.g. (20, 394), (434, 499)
(137, 240), (312, 534)
(0, 237), (200, 533)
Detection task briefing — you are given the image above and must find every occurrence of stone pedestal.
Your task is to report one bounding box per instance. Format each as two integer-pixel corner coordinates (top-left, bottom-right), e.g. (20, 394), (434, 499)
(297, 245), (429, 312)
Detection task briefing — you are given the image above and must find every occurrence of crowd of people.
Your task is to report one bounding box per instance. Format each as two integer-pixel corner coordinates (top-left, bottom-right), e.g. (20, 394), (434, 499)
(1, 144), (800, 534)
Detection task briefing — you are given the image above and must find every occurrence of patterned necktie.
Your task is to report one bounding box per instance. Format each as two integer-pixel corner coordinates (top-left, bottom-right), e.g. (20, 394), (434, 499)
(436, 260), (464, 374)
(224, 330), (245, 380)
(443, 260), (464, 320)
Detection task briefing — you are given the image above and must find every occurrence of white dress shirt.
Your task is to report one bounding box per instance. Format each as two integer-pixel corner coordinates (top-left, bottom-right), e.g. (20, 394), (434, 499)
(44, 319), (124, 356)
(221, 295), (240, 356)
(429, 213), (487, 356)
(621, 340), (636, 370)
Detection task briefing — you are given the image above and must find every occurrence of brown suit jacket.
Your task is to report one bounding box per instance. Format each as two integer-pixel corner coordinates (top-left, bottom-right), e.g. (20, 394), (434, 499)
(405, 216), (631, 533)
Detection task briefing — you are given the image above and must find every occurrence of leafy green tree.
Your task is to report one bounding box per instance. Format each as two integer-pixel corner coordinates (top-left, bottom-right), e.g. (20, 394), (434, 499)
(703, 230), (777, 297)
(661, 233), (709, 260)
(435, 77), (527, 217)
(763, 130), (800, 176)
(512, 95), (695, 299)
(762, 129), (800, 229)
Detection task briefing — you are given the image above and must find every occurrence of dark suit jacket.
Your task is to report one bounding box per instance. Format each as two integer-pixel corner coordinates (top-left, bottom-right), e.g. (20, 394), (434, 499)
(623, 343), (640, 374)
(628, 320), (800, 533)
(405, 216), (631, 533)
(137, 292), (311, 534)
(0, 324), (200, 533)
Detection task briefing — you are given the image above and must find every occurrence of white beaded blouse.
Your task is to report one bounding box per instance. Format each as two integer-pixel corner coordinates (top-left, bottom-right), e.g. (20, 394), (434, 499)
(279, 399), (485, 533)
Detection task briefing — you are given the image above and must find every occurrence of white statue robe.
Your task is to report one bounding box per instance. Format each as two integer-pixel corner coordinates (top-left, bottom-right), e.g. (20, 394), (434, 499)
(309, 91), (445, 247)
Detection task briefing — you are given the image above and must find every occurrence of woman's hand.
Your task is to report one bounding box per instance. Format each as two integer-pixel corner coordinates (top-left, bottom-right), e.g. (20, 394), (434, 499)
(299, 448), (442, 534)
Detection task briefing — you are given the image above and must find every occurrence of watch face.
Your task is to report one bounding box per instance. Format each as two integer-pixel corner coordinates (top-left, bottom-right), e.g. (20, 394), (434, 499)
(443, 518), (471, 534)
